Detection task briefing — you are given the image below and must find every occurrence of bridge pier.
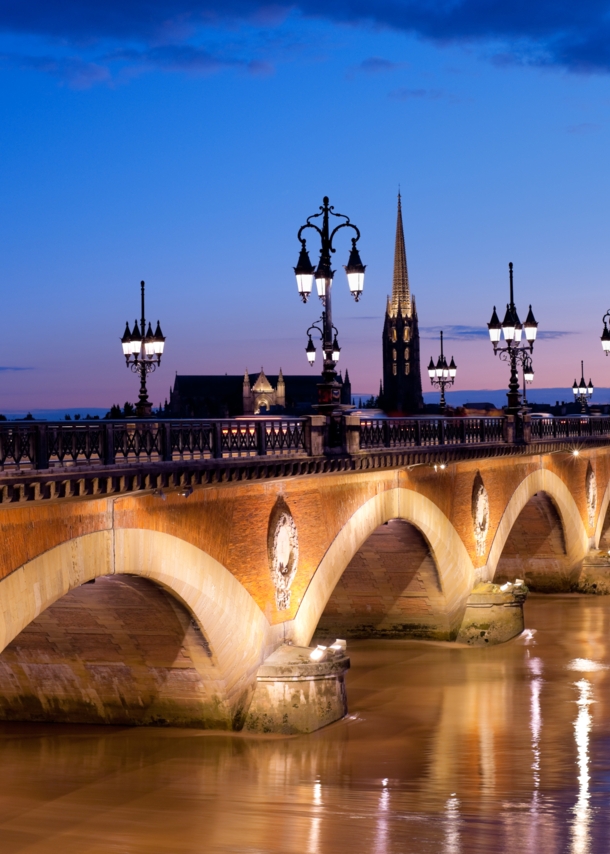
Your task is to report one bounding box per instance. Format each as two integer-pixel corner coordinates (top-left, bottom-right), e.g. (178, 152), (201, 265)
(457, 582), (527, 646)
(574, 551), (610, 594)
(244, 645), (350, 735)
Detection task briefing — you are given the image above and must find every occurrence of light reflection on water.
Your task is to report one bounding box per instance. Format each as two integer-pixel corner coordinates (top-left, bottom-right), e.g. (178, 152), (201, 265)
(444, 795), (460, 854)
(307, 781), (322, 854)
(1, 597), (610, 852)
(570, 678), (593, 854)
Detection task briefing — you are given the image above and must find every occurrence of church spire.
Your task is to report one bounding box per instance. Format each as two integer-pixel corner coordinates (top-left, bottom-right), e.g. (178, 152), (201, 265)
(391, 192), (411, 318)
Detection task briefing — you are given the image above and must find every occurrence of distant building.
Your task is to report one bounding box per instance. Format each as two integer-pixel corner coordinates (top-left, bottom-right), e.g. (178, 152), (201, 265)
(380, 194), (424, 414)
(169, 368), (351, 417)
(461, 402), (504, 417)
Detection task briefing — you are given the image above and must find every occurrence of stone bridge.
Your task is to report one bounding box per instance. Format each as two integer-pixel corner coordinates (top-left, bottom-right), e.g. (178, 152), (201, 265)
(1, 413), (610, 733)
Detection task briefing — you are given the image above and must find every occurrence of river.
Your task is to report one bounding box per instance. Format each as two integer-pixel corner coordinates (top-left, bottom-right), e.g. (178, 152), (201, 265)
(1, 595), (610, 853)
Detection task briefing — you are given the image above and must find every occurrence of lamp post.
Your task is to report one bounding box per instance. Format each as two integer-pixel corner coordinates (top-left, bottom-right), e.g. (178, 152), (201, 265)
(120, 280), (166, 417)
(487, 262), (538, 415)
(521, 352), (534, 409)
(427, 330), (457, 413)
(572, 361), (594, 413)
(294, 196), (365, 411)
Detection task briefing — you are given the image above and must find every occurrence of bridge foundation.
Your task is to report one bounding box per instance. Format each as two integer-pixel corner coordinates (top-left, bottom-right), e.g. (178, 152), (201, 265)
(244, 645), (350, 735)
(457, 582), (527, 646)
(575, 552), (610, 594)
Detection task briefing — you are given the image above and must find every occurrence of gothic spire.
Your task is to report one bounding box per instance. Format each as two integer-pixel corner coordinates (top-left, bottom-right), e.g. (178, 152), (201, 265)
(391, 192), (411, 318)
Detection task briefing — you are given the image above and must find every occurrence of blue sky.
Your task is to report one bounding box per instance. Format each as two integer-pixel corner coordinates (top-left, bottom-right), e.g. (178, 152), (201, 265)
(1, 2), (610, 409)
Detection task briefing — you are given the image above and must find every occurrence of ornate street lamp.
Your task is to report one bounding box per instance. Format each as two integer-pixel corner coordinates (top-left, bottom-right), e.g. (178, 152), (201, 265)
(120, 280), (165, 417)
(572, 361), (594, 413)
(294, 196), (365, 410)
(487, 262), (538, 414)
(427, 330), (457, 413)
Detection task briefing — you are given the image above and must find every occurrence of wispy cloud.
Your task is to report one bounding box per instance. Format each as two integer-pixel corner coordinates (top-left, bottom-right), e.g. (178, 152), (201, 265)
(0, 41), (273, 86)
(421, 325), (573, 341)
(421, 325), (488, 340)
(537, 330), (575, 340)
(389, 87), (445, 101)
(0, 366), (34, 372)
(355, 56), (402, 73)
(106, 43), (272, 75)
(567, 122), (602, 134)
(0, 52), (111, 87)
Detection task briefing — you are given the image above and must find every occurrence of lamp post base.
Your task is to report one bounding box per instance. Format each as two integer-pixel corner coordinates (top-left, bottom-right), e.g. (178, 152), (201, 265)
(505, 390), (521, 415)
(135, 402), (152, 418)
(316, 381), (342, 415)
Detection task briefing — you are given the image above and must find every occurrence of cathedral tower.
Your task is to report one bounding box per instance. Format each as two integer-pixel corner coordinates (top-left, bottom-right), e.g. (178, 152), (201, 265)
(381, 194), (424, 413)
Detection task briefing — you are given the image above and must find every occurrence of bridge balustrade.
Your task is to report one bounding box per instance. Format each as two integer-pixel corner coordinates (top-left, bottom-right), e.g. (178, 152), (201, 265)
(0, 414), (608, 474)
(529, 416), (610, 442)
(359, 416), (505, 449)
(0, 418), (309, 471)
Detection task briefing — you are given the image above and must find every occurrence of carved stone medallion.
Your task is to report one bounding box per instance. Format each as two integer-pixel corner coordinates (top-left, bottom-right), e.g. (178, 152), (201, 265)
(586, 466), (597, 529)
(270, 510), (299, 611)
(472, 475), (490, 557)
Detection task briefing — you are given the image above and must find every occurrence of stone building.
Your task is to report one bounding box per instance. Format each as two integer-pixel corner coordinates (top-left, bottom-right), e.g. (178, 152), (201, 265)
(242, 368), (285, 414)
(381, 194), (424, 414)
(169, 368), (351, 417)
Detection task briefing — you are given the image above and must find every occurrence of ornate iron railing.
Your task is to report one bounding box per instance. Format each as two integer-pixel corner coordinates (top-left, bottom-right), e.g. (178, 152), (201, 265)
(0, 414), (608, 473)
(529, 416), (610, 442)
(0, 418), (310, 471)
(358, 417), (505, 449)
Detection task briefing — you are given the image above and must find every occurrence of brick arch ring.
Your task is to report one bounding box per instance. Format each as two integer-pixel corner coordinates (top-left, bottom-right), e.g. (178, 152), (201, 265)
(289, 487), (476, 646)
(484, 468), (589, 582)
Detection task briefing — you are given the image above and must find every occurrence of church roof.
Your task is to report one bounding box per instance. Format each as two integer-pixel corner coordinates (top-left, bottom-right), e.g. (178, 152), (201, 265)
(252, 368), (274, 393)
(390, 192), (412, 319)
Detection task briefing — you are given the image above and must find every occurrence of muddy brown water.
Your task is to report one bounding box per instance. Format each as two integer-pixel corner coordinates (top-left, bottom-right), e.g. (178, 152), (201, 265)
(1, 595), (610, 853)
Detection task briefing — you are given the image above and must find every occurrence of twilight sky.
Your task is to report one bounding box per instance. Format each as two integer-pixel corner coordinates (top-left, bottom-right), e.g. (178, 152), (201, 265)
(1, 1), (610, 409)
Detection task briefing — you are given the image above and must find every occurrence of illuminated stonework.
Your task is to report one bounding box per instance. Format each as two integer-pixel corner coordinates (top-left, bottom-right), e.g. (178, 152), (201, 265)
(270, 511), (299, 611)
(586, 466), (597, 529)
(473, 477), (490, 557)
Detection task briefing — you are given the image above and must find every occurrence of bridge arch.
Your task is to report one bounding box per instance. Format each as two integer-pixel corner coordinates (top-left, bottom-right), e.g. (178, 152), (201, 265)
(0, 529), (272, 723)
(290, 487), (475, 646)
(485, 468), (588, 582)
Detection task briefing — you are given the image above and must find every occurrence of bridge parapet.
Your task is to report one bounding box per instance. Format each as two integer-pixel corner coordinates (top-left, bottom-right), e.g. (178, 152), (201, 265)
(359, 415), (506, 448)
(528, 414), (610, 441)
(0, 413), (608, 505)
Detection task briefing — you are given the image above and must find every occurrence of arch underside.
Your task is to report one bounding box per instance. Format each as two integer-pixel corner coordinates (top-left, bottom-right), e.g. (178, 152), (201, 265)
(315, 519), (452, 641)
(494, 491), (574, 592)
(0, 575), (231, 727)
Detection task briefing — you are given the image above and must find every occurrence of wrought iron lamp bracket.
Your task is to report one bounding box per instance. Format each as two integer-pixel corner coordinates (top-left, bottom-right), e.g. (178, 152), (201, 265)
(497, 346), (532, 367)
(130, 359), (158, 376)
(306, 314), (338, 342)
